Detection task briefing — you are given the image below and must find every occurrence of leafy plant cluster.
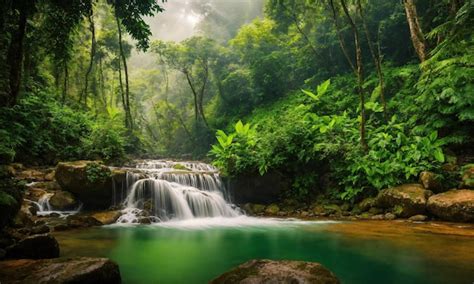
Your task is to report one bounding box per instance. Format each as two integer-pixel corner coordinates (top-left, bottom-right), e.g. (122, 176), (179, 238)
(210, 77), (448, 201)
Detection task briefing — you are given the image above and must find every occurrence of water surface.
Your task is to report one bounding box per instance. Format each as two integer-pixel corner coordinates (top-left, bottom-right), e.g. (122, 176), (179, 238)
(55, 217), (474, 284)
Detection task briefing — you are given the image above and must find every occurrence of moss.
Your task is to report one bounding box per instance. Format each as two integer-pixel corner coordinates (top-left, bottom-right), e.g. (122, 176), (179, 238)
(392, 205), (404, 216)
(85, 162), (111, 183)
(172, 164), (191, 171)
(265, 204), (280, 214)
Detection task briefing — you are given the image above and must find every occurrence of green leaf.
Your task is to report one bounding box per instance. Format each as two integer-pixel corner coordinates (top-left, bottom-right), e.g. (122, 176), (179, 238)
(317, 79), (331, 96)
(433, 148), (445, 162)
(302, 89), (320, 101)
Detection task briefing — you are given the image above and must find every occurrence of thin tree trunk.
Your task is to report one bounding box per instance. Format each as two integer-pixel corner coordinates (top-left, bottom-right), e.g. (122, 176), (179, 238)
(62, 62), (68, 104)
(197, 61), (210, 129)
(183, 69), (200, 125)
(83, 9), (96, 107)
(340, 0), (368, 152)
(5, 5), (27, 107)
(356, 0), (388, 120)
(328, 0), (356, 73)
(403, 0), (427, 62)
(116, 12), (132, 129)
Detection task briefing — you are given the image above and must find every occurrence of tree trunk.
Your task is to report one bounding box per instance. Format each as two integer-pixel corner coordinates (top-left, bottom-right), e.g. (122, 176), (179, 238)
(5, 5), (27, 107)
(83, 9), (96, 107)
(340, 0), (368, 152)
(62, 62), (68, 104)
(328, 0), (356, 72)
(356, 0), (388, 120)
(183, 69), (200, 126)
(116, 12), (133, 129)
(403, 0), (427, 62)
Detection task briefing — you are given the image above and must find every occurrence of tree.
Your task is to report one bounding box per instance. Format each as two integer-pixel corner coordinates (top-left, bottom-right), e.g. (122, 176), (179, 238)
(403, 0), (427, 62)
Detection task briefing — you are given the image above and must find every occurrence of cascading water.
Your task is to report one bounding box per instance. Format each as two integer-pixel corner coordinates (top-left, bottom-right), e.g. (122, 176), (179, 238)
(116, 160), (241, 223)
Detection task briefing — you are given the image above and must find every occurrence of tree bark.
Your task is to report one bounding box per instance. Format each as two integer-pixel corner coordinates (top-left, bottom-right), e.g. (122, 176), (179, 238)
(116, 12), (133, 129)
(403, 0), (427, 62)
(356, 0), (388, 120)
(340, 0), (368, 152)
(83, 9), (96, 107)
(5, 5), (27, 107)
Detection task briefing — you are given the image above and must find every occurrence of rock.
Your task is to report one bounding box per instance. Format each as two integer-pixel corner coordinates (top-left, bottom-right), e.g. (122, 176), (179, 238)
(300, 211), (309, 217)
(0, 257), (121, 283)
(427, 189), (474, 222)
(55, 161), (123, 209)
(49, 191), (78, 210)
(6, 234), (59, 259)
(419, 171), (443, 192)
(67, 215), (102, 228)
(384, 213), (396, 220)
(92, 210), (122, 225)
(16, 169), (46, 182)
(358, 197), (377, 212)
(243, 203), (266, 215)
(0, 248), (5, 260)
(371, 214), (385, 220)
(340, 203), (351, 212)
(323, 204), (341, 215)
(0, 168), (24, 229)
(460, 164), (474, 189)
(31, 225), (50, 235)
(357, 212), (373, 219)
(265, 204), (280, 215)
(408, 215), (428, 222)
(368, 207), (383, 215)
(210, 259), (339, 284)
(44, 170), (55, 181)
(376, 184), (432, 217)
(11, 210), (33, 228)
(312, 205), (326, 216)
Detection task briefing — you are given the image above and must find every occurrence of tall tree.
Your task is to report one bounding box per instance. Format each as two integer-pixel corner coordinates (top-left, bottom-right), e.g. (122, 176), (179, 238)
(403, 0), (427, 62)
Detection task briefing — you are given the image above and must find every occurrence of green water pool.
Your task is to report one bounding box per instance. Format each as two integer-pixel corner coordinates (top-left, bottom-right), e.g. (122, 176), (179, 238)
(54, 217), (474, 284)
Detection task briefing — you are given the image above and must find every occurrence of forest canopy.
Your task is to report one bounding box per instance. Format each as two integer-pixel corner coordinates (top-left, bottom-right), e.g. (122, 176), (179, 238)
(0, 0), (473, 202)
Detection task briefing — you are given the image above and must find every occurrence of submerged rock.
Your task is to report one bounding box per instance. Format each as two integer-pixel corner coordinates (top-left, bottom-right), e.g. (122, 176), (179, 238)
(408, 215), (428, 222)
(0, 257), (121, 284)
(427, 189), (474, 222)
(55, 161), (125, 209)
(66, 215), (102, 228)
(6, 234), (59, 259)
(210, 259), (340, 284)
(91, 210), (123, 225)
(376, 184), (432, 217)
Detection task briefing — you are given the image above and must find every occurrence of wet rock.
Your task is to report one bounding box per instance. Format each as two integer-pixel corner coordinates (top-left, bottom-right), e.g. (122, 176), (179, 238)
(460, 164), (474, 189)
(31, 225), (50, 235)
(300, 211), (309, 217)
(368, 207), (383, 215)
(67, 215), (102, 228)
(137, 217), (153, 224)
(419, 171), (443, 192)
(0, 257), (121, 284)
(6, 234), (59, 259)
(358, 197), (377, 212)
(0, 248), (5, 260)
(12, 210), (33, 228)
(210, 259), (340, 284)
(44, 170), (55, 181)
(371, 214), (385, 220)
(427, 189), (474, 222)
(277, 211), (287, 217)
(53, 223), (70, 231)
(384, 213), (396, 220)
(49, 191), (78, 210)
(48, 212), (61, 218)
(376, 184), (432, 217)
(244, 203), (266, 215)
(408, 215), (428, 222)
(357, 212), (373, 219)
(55, 161), (123, 209)
(92, 210), (122, 225)
(265, 204), (280, 215)
(16, 169), (46, 182)
(312, 205), (327, 216)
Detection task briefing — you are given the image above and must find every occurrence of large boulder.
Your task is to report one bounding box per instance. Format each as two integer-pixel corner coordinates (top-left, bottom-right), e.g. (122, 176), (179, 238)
(6, 234), (59, 259)
(55, 161), (125, 209)
(376, 184), (432, 217)
(419, 171), (443, 192)
(210, 259), (340, 284)
(460, 164), (474, 189)
(427, 189), (474, 222)
(49, 191), (78, 210)
(0, 257), (121, 283)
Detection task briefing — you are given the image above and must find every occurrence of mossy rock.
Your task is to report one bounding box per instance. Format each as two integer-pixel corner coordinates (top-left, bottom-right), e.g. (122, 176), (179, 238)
(460, 164), (474, 189)
(376, 184), (432, 217)
(358, 197), (377, 212)
(265, 204), (280, 215)
(243, 203), (266, 215)
(323, 204), (341, 215)
(55, 161), (114, 209)
(172, 164), (191, 171)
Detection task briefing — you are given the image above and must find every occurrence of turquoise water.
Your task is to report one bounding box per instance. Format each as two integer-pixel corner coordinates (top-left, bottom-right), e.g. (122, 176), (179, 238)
(55, 217), (474, 284)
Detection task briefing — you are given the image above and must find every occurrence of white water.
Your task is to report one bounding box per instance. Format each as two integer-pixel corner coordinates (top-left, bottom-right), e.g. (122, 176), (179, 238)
(25, 191), (81, 218)
(116, 160), (241, 224)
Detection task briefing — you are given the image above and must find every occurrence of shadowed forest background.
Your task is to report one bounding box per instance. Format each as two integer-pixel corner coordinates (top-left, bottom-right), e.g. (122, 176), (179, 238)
(0, 0), (473, 202)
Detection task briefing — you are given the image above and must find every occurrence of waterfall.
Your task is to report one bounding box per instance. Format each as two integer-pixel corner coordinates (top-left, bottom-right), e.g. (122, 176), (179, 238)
(116, 160), (240, 224)
(25, 192), (81, 217)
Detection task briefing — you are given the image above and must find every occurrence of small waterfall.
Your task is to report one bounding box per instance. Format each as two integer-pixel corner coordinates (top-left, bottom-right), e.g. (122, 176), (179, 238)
(25, 192), (81, 217)
(116, 160), (240, 224)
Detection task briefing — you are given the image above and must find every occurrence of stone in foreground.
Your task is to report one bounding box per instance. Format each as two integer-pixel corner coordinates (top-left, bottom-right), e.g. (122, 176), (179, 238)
(0, 257), (121, 284)
(210, 259), (340, 284)
(427, 189), (474, 222)
(6, 234), (59, 259)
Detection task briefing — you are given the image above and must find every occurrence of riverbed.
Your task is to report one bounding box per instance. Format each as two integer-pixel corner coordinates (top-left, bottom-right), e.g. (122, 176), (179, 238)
(54, 217), (474, 284)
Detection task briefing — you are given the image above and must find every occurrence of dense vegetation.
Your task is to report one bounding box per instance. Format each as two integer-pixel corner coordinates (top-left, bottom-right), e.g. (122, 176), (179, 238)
(0, 0), (473, 201)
